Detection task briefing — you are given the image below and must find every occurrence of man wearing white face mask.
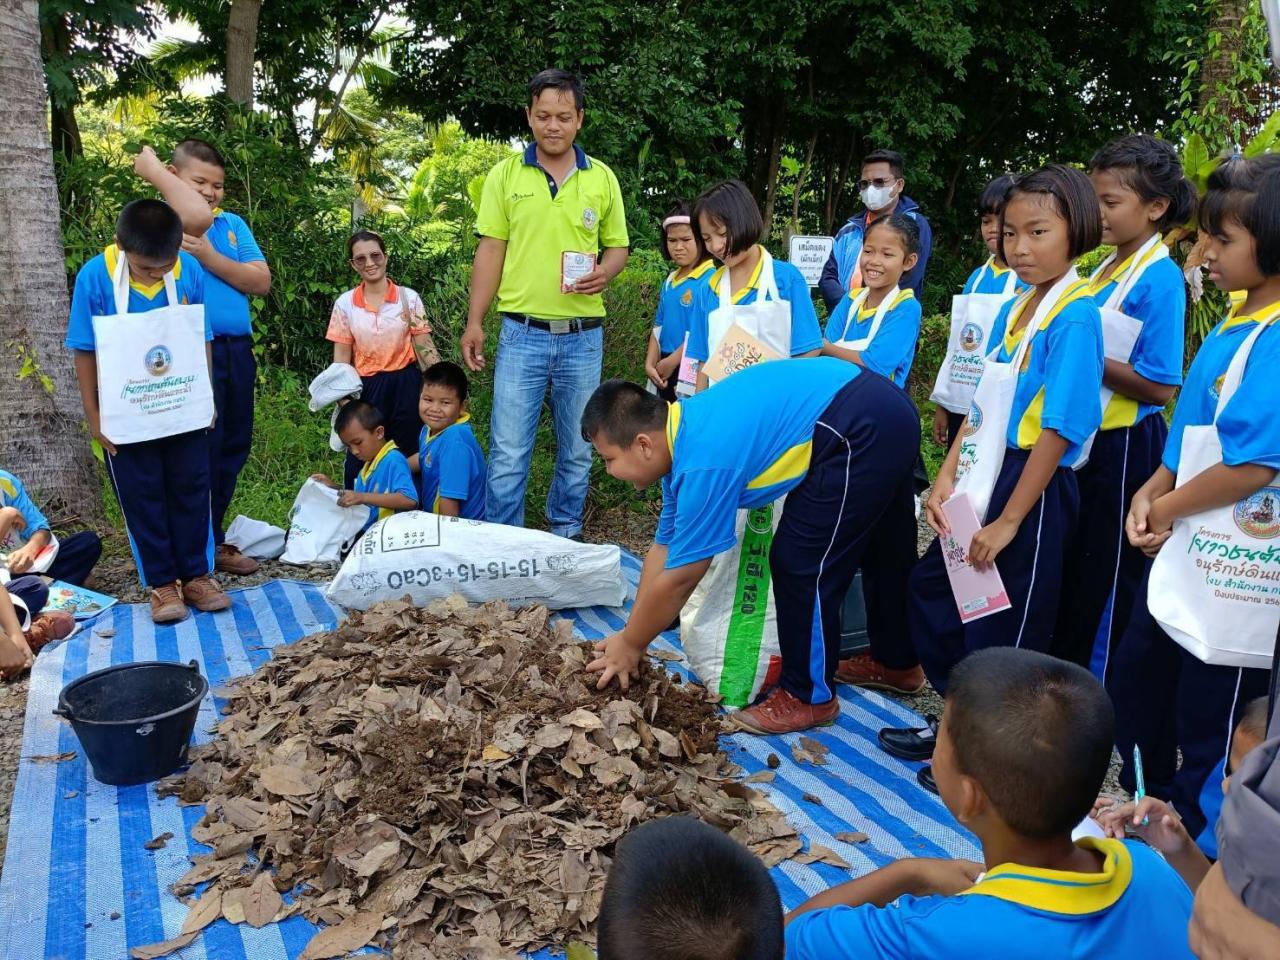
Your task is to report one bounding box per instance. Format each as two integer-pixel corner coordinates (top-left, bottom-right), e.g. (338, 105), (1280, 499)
(819, 149), (933, 312)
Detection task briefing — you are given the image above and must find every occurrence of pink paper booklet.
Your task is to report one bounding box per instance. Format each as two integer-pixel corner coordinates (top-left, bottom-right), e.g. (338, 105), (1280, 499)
(939, 492), (1012, 623)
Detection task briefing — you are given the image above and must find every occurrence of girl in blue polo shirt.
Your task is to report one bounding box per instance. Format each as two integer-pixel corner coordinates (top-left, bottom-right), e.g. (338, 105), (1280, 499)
(1052, 136), (1195, 676)
(879, 166), (1105, 783)
(1109, 154), (1280, 846)
(686, 180), (822, 390)
(644, 201), (713, 401)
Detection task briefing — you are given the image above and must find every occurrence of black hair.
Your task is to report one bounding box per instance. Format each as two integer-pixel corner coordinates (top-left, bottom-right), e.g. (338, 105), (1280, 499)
(999, 164), (1103, 263)
(864, 212), (920, 257)
(115, 199), (183, 260)
(334, 399), (385, 435)
(172, 138), (226, 172)
(1089, 134), (1196, 232)
(862, 148), (904, 179)
(978, 174), (1018, 217)
(421, 361), (469, 402)
(1237, 696), (1270, 745)
(694, 180), (764, 260)
(659, 201), (707, 264)
(528, 68), (584, 111)
(1200, 153), (1280, 276)
(597, 817), (783, 960)
(346, 230), (386, 260)
(946, 647), (1114, 840)
(581, 379), (667, 446)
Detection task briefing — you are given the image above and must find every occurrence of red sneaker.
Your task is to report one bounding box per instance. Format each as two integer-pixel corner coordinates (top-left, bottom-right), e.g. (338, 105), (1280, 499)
(835, 652), (926, 695)
(728, 687), (839, 736)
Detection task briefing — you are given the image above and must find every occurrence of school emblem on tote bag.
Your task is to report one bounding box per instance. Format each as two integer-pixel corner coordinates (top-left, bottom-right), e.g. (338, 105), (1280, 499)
(1234, 488), (1280, 539)
(964, 403), (983, 437)
(959, 322), (984, 353)
(145, 345), (173, 376)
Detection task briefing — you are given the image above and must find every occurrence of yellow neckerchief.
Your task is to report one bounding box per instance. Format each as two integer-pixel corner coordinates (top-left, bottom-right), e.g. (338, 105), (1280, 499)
(1086, 236), (1164, 298)
(709, 246), (767, 304)
(1218, 297), (1280, 334)
(423, 412), (471, 447)
(960, 837), (1131, 916)
(358, 440), (399, 487)
(104, 244), (182, 299)
(856, 287), (914, 320)
(1001, 279), (1092, 363)
(669, 259), (715, 289)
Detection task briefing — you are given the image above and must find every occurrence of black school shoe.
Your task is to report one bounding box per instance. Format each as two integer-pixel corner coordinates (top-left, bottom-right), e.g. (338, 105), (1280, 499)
(917, 764), (939, 796)
(877, 715), (938, 761)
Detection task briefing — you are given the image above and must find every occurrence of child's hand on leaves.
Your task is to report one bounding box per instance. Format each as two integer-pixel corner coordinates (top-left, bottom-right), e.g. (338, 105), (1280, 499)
(1095, 795), (1191, 854)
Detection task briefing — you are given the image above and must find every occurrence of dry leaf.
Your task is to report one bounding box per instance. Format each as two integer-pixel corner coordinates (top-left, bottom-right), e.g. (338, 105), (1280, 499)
(299, 910), (383, 960)
(221, 887), (247, 925)
(180, 888), (223, 936)
(834, 831), (869, 845)
(481, 744), (513, 763)
(258, 765), (321, 797)
(28, 751), (77, 763)
(794, 843), (850, 868)
(129, 933), (196, 959)
(143, 832), (174, 851)
(244, 872), (283, 928)
(743, 770), (776, 784)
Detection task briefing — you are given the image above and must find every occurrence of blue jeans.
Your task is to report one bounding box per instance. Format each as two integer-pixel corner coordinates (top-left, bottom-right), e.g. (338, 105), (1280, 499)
(486, 317), (603, 537)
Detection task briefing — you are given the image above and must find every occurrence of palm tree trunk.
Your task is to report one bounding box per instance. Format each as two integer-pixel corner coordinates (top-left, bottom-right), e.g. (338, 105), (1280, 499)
(225, 0), (262, 106)
(1199, 0), (1247, 114)
(0, 0), (102, 521)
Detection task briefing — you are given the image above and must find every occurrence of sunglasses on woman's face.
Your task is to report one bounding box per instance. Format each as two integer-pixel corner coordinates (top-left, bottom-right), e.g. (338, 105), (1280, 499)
(351, 253), (386, 267)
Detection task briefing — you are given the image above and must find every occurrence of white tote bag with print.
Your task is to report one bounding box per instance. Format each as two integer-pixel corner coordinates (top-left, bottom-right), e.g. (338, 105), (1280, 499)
(92, 253), (214, 445)
(931, 268), (1020, 415)
(831, 286), (899, 351)
(280, 479), (371, 565)
(1148, 321), (1280, 669)
(704, 250), (792, 385)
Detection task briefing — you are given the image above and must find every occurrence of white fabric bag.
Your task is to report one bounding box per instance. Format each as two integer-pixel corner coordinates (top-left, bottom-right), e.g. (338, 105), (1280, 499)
(831, 285), (899, 351)
(308, 362), (363, 453)
(92, 252), (214, 445)
(930, 266), (1020, 415)
(679, 500), (783, 708)
(326, 512), (626, 610)
(280, 479), (370, 565)
(224, 515), (287, 560)
(953, 270), (1078, 522)
(704, 250), (792, 385)
(1148, 320), (1280, 669)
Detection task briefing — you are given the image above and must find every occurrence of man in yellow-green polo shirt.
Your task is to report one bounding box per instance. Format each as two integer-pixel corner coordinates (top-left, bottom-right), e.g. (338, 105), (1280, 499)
(461, 68), (630, 539)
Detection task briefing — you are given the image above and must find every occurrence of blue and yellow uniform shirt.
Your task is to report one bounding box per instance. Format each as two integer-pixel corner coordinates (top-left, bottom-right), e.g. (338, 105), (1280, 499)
(786, 839), (1194, 960)
(654, 260), (714, 354)
(203, 209), (265, 337)
(987, 280), (1104, 467)
(0, 470), (50, 547)
(66, 246), (209, 352)
(823, 288), (921, 387)
(418, 415), (487, 521)
(476, 143), (629, 321)
(657, 358), (861, 568)
(353, 441), (417, 530)
(685, 250), (824, 363)
(963, 255), (1028, 295)
(1164, 302), (1280, 474)
(1087, 250), (1185, 430)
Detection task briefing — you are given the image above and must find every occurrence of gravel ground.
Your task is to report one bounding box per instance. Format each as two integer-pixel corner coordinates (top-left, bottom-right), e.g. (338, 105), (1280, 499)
(0, 500), (1125, 874)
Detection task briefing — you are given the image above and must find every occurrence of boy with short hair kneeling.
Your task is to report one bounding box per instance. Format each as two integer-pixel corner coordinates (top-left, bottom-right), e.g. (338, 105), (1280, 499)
(313, 400), (417, 534)
(409, 362), (486, 520)
(786, 648), (1196, 959)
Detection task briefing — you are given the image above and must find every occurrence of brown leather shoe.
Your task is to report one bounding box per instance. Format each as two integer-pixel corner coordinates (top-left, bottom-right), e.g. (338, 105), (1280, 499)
(835, 652), (926, 694)
(182, 576), (231, 612)
(150, 583), (189, 624)
(728, 687), (839, 735)
(215, 543), (260, 575)
(25, 610), (75, 654)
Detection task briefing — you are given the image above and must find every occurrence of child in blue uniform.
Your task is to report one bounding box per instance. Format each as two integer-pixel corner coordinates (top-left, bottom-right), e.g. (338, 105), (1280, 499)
(817, 214), (926, 695)
(136, 139), (272, 576)
(787, 649), (1195, 960)
(931, 175), (1028, 449)
(1052, 135), (1195, 676)
(409, 362), (486, 520)
(881, 166), (1104, 785)
(67, 199), (227, 624)
(1108, 154), (1280, 845)
(685, 181), (822, 390)
(313, 401), (417, 533)
(581, 358), (919, 735)
(644, 201), (713, 401)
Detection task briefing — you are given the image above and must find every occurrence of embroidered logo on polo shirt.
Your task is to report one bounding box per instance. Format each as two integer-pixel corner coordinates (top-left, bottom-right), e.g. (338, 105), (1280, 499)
(228, 230), (238, 247)
(510, 191), (534, 203)
(1234, 488), (1280, 539)
(582, 207), (597, 229)
(681, 289), (693, 306)
(145, 345), (173, 376)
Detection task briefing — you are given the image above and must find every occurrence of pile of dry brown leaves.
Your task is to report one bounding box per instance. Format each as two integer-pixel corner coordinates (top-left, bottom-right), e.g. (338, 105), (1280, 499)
(133, 596), (803, 959)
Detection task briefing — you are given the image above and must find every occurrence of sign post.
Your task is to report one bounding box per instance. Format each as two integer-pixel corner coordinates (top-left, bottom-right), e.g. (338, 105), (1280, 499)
(788, 235), (834, 287)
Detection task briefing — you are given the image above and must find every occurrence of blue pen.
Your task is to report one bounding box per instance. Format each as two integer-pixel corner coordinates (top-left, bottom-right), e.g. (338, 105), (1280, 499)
(1133, 745), (1150, 826)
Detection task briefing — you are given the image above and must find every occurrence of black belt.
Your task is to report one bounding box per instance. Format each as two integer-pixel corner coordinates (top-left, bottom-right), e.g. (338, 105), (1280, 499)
(503, 313), (603, 334)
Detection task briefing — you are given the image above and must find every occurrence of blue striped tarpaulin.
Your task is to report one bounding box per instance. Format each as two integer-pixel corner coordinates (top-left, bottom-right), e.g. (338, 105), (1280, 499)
(0, 554), (977, 959)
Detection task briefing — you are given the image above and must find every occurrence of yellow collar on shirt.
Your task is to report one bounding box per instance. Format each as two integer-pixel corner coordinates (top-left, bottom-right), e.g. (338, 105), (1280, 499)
(424, 412), (471, 445)
(1220, 298), (1280, 333)
(1086, 238), (1164, 295)
(359, 440), (399, 484)
(960, 838), (1132, 916)
(1001, 279), (1092, 359)
(104, 244), (182, 299)
(857, 288), (914, 319)
(671, 260), (715, 288)
(665, 401), (682, 457)
(986, 256), (1013, 277)
(709, 247), (766, 304)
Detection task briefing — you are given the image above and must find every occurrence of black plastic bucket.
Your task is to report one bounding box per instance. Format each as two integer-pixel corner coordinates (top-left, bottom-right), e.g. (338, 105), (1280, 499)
(53, 660), (208, 786)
